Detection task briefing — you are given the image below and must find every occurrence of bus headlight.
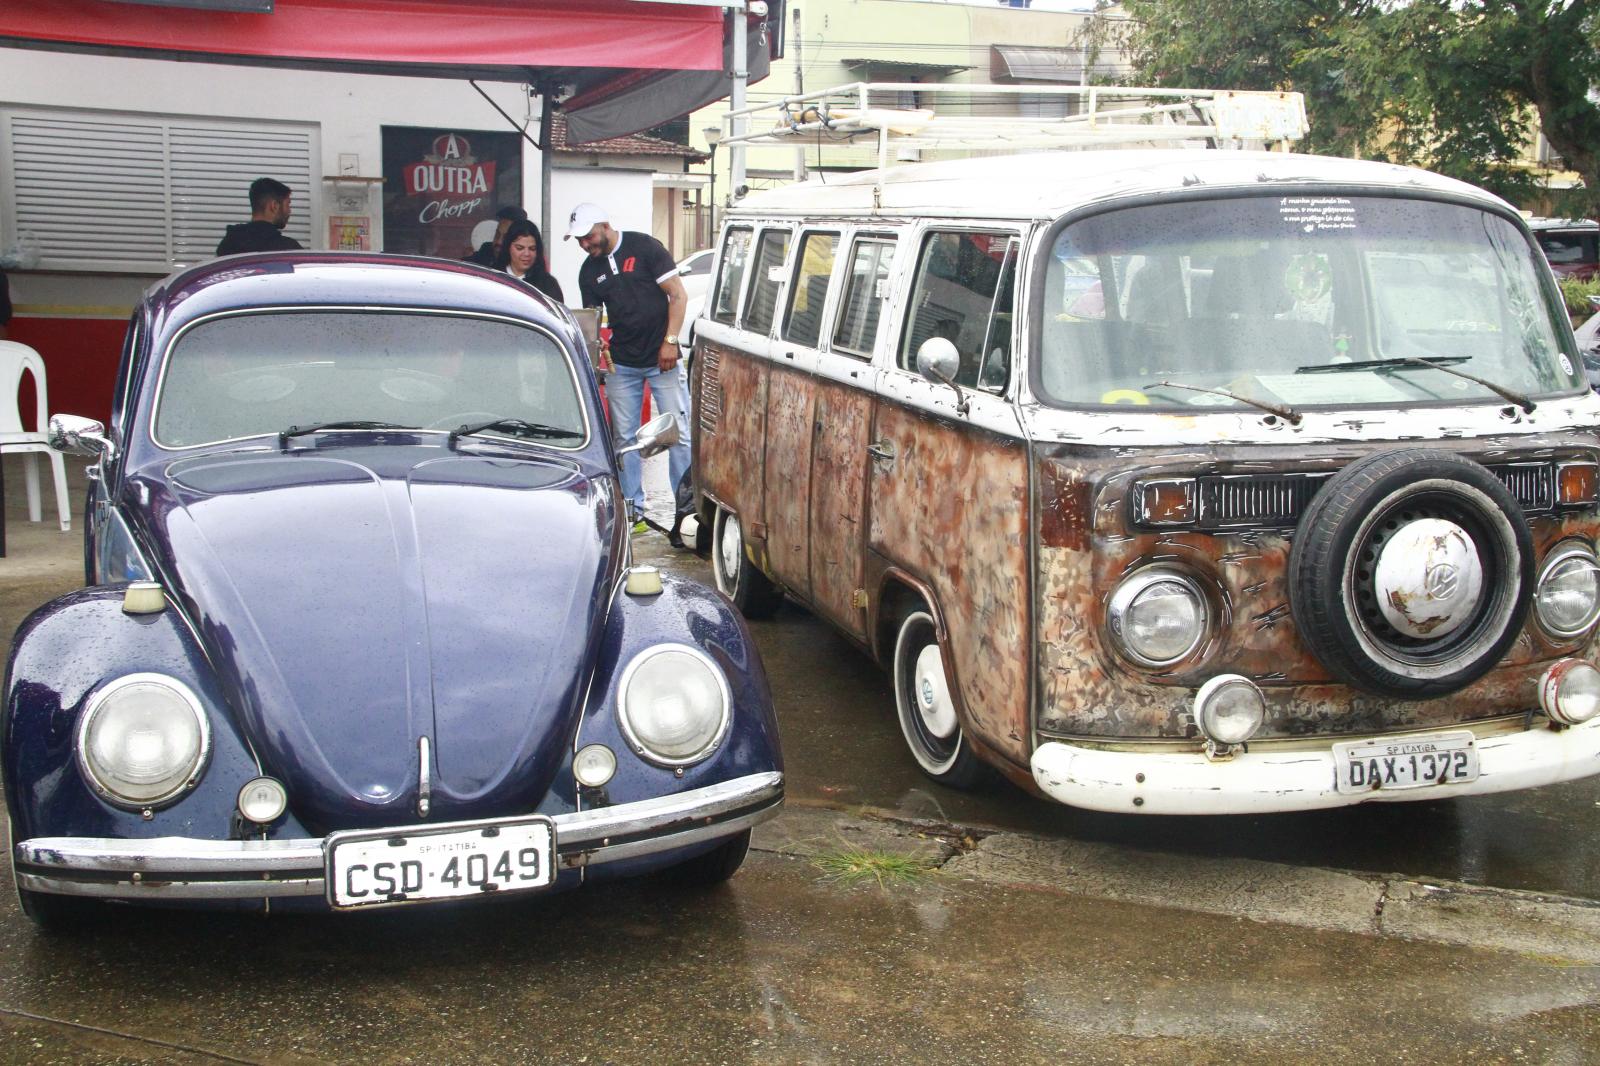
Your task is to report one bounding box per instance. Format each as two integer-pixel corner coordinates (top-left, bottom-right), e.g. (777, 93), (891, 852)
(1539, 659), (1600, 726)
(1194, 674), (1265, 746)
(1108, 568), (1209, 667)
(1535, 543), (1600, 639)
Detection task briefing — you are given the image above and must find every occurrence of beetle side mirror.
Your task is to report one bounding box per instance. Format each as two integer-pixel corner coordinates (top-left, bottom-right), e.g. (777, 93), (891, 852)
(915, 337), (970, 416)
(49, 414), (113, 459)
(617, 412), (680, 458)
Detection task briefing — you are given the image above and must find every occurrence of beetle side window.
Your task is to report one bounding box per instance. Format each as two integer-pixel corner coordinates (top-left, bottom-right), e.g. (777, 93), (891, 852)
(711, 227), (753, 325)
(743, 229), (791, 336)
(832, 238), (896, 359)
(782, 231), (838, 349)
(900, 231), (1016, 388)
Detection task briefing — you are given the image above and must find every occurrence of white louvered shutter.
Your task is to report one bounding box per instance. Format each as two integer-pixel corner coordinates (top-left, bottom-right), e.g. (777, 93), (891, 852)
(4, 108), (317, 272)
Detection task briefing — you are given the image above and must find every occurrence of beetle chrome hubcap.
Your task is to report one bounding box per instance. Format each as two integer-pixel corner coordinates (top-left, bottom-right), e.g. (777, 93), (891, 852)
(1372, 517), (1484, 639)
(913, 644), (957, 739)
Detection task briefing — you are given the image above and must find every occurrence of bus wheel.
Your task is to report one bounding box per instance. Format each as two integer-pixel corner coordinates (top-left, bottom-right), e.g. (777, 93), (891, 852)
(892, 610), (986, 789)
(712, 507), (784, 619)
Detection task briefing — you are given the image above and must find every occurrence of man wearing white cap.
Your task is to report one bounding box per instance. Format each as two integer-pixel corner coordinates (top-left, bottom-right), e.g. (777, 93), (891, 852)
(568, 202), (691, 531)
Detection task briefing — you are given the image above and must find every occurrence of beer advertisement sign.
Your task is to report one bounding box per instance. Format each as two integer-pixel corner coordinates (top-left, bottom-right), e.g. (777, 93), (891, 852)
(382, 127), (522, 257)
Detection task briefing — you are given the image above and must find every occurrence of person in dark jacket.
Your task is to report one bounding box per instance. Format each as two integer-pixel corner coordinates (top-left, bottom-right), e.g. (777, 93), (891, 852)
(216, 177), (303, 256)
(494, 219), (563, 303)
(464, 204), (527, 266)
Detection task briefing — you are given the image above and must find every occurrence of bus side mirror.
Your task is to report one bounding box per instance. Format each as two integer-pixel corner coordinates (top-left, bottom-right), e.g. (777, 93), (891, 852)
(915, 337), (970, 417)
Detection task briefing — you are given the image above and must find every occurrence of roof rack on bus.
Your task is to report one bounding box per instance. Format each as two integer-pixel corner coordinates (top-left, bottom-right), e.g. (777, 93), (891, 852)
(718, 82), (1309, 165)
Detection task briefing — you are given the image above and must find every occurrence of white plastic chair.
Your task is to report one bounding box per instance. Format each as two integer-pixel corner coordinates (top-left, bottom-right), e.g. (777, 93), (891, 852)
(0, 340), (71, 532)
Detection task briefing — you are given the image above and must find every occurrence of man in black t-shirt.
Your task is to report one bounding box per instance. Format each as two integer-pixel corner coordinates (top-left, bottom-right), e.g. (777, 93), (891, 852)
(216, 177), (304, 256)
(569, 202), (690, 529)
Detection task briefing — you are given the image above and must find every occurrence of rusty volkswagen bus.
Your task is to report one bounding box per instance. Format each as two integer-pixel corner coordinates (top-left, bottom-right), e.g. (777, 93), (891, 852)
(689, 89), (1600, 814)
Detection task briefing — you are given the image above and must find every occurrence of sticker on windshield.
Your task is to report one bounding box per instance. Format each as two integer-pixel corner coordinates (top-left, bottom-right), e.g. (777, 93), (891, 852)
(1560, 353), (1575, 377)
(1279, 197), (1356, 233)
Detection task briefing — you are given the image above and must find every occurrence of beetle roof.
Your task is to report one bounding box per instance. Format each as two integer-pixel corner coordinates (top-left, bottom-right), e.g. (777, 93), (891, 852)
(729, 150), (1506, 221)
(146, 252), (565, 331)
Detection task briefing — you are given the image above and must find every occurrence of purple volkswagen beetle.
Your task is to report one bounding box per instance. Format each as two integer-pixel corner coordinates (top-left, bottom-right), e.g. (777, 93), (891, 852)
(5, 253), (782, 927)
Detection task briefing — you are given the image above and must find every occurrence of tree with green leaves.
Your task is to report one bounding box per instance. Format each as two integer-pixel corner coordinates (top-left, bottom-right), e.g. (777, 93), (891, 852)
(1120, 0), (1600, 215)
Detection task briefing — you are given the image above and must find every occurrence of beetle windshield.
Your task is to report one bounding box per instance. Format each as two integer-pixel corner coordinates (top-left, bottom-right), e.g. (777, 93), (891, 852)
(154, 311), (586, 448)
(1035, 196), (1583, 411)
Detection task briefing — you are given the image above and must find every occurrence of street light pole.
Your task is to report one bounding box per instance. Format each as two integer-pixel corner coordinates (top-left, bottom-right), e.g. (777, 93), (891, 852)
(703, 124), (721, 246)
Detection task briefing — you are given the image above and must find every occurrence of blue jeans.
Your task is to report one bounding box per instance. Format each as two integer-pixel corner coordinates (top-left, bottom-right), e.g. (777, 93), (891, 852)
(607, 362), (692, 514)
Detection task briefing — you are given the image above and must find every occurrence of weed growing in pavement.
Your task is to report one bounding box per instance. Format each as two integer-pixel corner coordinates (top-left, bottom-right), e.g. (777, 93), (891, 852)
(812, 846), (938, 888)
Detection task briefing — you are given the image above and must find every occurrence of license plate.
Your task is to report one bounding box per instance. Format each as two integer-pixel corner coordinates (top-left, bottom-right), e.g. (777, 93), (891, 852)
(327, 816), (555, 909)
(1333, 731), (1479, 795)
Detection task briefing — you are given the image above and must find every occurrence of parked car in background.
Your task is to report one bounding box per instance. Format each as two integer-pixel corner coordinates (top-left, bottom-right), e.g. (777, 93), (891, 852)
(1530, 217), (1600, 279)
(677, 249), (714, 362)
(6, 252), (782, 927)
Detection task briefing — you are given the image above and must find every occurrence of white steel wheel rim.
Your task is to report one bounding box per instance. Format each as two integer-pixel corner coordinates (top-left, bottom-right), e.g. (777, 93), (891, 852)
(716, 510), (743, 594)
(913, 644), (958, 740)
(894, 612), (961, 775)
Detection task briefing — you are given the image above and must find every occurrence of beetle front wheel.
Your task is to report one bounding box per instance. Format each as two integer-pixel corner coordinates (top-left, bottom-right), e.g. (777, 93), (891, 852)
(892, 610), (986, 789)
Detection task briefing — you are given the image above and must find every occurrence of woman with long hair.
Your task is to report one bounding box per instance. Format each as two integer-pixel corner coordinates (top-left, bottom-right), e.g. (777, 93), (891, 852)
(494, 219), (564, 303)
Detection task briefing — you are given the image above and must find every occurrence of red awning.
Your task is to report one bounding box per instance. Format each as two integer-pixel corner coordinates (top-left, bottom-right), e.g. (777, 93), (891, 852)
(0, 0), (724, 77)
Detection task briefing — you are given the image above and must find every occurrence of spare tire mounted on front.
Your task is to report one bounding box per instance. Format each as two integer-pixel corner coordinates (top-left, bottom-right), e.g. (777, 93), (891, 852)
(1288, 449), (1534, 698)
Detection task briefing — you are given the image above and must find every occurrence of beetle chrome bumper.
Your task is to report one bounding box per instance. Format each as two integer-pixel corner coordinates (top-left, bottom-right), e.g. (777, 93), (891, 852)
(1032, 718), (1600, 815)
(14, 772), (783, 901)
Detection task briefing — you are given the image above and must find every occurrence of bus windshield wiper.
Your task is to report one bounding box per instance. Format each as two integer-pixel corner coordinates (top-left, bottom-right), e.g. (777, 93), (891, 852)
(1145, 380), (1302, 425)
(1296, 356), (1534, 412)
(448, 418), (584, 444)
(279, 420), (414, 445)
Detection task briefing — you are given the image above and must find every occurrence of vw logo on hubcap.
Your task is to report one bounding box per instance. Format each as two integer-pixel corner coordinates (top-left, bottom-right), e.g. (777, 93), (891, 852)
(1373, 518), (1484, 639)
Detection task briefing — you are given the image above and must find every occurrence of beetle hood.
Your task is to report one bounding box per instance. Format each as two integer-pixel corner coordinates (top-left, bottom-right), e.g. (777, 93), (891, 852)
(138, 445), (621, 833)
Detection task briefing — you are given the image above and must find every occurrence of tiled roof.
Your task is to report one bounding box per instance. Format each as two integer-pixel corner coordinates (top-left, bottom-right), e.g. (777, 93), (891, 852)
(551, 113), (707, 161)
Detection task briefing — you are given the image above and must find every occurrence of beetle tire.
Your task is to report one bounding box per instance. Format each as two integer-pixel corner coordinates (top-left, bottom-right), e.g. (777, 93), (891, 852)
(711, 507), (784, 619)
(662, 829), (751, 886)
(18, 888), (104, 932)
(1288, 448), (1533, 698)
(892, 610), (987, 789)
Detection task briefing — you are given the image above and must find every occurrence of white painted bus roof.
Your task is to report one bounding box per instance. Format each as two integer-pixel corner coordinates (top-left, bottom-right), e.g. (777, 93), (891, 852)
(728, 150), (1504, 221)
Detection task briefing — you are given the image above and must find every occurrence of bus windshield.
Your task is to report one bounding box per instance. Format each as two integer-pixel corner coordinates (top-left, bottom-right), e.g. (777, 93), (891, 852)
(1035, 195), (1583, 411)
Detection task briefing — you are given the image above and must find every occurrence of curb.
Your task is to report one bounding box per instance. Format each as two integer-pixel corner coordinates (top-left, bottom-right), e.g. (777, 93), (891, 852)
(753, 804), (1600, 964)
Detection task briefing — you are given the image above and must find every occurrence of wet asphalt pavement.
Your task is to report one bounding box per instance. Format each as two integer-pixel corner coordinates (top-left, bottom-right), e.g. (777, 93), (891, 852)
(2, 454), (1600, 1062)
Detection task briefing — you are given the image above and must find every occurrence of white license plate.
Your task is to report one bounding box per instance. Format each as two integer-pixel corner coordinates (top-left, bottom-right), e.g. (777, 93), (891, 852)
(327, 817), (555, 909)
(1333, 731), (1479, 795)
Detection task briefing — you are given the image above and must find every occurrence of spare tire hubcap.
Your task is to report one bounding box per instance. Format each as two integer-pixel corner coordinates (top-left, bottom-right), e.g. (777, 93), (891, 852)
(1373, 518), (1484, 639)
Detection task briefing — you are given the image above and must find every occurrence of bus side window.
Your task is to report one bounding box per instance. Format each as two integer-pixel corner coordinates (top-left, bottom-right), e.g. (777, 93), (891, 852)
(743, 229), (792, 337)
(710, 227), (754, 326)
(831, 238), (896, 359)
(782, 231), (839, 349)
(900, 230), (1014, 388)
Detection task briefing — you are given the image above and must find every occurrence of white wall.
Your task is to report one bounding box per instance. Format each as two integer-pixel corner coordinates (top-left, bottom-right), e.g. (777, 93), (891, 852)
(0, 46), (546, 250)
(548, 168), (657, 305)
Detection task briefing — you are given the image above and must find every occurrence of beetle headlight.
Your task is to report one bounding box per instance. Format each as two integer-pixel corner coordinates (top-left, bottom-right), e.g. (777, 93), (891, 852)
(1107, 568), (1209, 667)
(77, 673), (210, 808)
(1535, 543), (1600, 639)
(617, 645), (731, 765)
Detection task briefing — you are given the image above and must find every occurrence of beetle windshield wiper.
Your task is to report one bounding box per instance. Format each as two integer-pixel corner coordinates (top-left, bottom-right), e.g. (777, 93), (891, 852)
(279, 420), (415, 445)
(1145, 380), (1302, 425)
(1296, 356), (1535, 412)
(448, 418), (584, 445)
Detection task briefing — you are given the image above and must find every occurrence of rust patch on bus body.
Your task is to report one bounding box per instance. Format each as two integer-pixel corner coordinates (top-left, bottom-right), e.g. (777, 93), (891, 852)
(1033, 437), (1600, 741)
(693, 341), (768, 529)
(870, 402), (1032, 766)
(763, 364), (816, 591)
(810, 376), (875, 638)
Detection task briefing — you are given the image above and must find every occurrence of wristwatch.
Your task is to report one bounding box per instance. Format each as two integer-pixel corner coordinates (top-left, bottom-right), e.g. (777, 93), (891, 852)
(665, 333), (679, 345)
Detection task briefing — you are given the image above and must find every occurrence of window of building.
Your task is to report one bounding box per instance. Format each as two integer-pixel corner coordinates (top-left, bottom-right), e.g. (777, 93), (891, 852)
(2, 107), (317, 272)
